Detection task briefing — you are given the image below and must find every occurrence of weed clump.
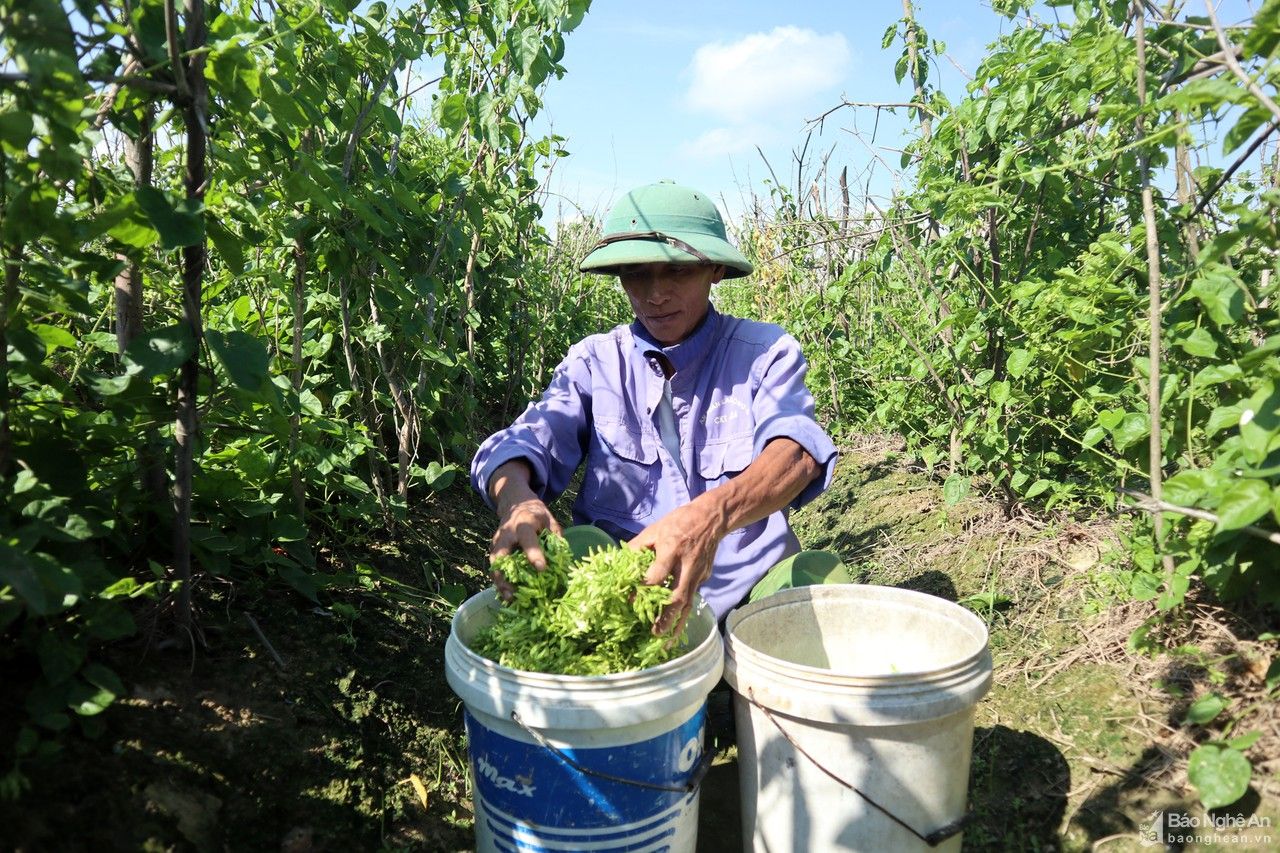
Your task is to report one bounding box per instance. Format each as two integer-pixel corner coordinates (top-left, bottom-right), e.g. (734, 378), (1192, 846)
(471, 532), (686, 675)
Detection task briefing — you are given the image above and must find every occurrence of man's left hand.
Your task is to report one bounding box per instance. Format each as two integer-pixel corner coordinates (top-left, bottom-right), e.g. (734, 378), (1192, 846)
(628, 438), (823, 634)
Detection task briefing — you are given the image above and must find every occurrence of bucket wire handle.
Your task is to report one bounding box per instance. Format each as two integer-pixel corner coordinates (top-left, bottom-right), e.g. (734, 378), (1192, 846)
(510, 710), (712, 794)
(746, 688), (970, 848)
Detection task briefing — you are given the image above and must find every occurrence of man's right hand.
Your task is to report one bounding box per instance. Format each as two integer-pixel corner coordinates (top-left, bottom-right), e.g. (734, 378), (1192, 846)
(488, 460), (562, 599)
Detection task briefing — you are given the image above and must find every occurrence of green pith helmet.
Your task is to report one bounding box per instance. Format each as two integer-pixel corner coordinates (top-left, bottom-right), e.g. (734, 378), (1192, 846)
(579, 181), (753, 279)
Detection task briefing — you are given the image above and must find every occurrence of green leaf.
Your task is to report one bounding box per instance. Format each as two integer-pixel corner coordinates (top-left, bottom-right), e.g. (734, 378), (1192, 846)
(1215, 479), (1272, 531)
(1186, 692), (1227, 724)
(123, 324), (195, 379)
(82, 663), (125, 701)
(1158, 573), (1190, 611)
(106, 213), (159, 250)
(0, 545), (51, 614)
(990, 380), (1010, 406)
(1187, 744), (1251, 809)
(1227, 731), (1262, 751)
(1177, 326), (1219, 358)
(1096, 408), (1124, 430)
(271, 513), (309, 543)
(1081, 425), (1107, 448)
(31, 324), (77, 351)
(206, 329), (270, 391)
(1111, 412), (1150, 452)
(83, 601), (136, 641)
(1224, 103), (1272, 153)
(134, 187), (205, 249)
(70, 679), (116, 717)
(0, 109), (34, 150)
(506, 25), (541, 76)
(235, 445), (272, 481)
(1238, 333), (1280, 369)
(1024, 479), (1053, 498)
(1163, 470), (1216, 506)
(36, 632), (84, 684)
(275, 564), (319, 603)
(1005, 348), (1032, 378)
(1195, 363), (1241, 386)
(438, 93), (468, 132)
(473, 91), (501, 149)
(882, 22), (897, 49)
(422, 461), (456, 490)
(207, 218), (246, 274)
(564, 0), (590, 31)
(1207, 402), (1243, 436)
(1130, 571), (1161, 601)
(1190, 266), (1247, 329)
(299, 389), (323, 416)
(959, 591), (1013, 611)
(943, 473), (970, 505)
(1239, 382), (1280, 465)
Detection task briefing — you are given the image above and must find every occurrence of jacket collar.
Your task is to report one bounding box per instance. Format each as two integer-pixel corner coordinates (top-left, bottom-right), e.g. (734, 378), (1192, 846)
(631, 304), (719, 381)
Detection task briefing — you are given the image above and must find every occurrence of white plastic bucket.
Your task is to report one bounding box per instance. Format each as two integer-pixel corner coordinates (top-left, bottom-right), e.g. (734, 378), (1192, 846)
(445, 588), (724, 852)
(724, 584), (992, 851)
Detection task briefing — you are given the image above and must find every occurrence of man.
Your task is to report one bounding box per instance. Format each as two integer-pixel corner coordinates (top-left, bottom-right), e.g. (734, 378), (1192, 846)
(471, 181), (840, 631)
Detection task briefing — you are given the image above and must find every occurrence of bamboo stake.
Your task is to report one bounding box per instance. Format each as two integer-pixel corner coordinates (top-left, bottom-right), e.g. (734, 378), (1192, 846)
(289, 235), (306, 519)
(901, 0), (931, 143)
(172, 0), (207, 637)
(0, 242), (20, 481)
(1134, 5), (1177, 576)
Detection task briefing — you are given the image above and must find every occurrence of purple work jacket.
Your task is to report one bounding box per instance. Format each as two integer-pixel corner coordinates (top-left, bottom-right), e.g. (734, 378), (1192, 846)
(471, 305), (838, 618)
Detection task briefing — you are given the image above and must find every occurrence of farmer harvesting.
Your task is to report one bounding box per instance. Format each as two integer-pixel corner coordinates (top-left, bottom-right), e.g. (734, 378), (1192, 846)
(471, 181), (842, 631)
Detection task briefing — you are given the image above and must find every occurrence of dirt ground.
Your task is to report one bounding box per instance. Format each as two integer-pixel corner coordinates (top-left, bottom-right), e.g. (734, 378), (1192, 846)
(2, 439), (1276, 851)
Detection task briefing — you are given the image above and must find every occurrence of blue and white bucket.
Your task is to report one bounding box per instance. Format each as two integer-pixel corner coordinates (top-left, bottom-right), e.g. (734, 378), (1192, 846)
(445, 588), (724, 853)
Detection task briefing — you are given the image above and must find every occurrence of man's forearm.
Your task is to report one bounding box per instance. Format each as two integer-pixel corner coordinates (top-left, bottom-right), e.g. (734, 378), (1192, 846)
(693, 437), (820, 539)
(489, 459), (538, 515)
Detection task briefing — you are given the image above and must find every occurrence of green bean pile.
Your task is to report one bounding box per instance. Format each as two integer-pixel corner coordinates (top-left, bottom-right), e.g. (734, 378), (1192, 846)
(470, 531), (687, 675)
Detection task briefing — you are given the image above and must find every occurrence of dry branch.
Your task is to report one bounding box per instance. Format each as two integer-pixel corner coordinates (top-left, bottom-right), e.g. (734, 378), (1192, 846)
(1206, 0), (1280, 126)
(1118, 488), (1280, 546)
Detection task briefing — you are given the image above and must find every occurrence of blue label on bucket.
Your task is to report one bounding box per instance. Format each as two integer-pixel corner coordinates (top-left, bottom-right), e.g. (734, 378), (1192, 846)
(465, 706), (705, 851)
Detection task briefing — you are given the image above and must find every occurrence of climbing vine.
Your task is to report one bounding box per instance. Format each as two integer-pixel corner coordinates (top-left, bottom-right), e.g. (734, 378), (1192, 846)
(0, 0), (622, 796)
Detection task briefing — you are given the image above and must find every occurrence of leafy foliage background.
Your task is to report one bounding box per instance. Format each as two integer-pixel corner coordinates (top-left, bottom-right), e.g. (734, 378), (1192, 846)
(0, 0), (627, 794)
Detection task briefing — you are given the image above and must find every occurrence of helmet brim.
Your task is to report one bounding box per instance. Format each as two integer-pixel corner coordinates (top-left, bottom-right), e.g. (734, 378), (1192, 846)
(579, 230), (753, 278)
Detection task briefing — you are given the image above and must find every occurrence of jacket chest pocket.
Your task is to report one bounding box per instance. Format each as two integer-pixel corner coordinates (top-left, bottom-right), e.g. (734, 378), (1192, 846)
(698, 437), (754, 484)
(581, 427), (658, 521)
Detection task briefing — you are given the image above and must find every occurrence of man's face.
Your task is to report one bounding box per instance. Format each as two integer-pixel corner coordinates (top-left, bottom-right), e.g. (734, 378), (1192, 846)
(618, 263), (725, 346)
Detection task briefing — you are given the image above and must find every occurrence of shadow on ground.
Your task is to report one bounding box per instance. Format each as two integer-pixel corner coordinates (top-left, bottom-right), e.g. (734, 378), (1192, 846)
(967, 724), (1071, 851)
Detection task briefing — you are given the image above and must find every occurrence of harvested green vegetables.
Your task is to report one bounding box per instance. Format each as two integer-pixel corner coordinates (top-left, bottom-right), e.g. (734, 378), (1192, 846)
(471, 531), (687, 675)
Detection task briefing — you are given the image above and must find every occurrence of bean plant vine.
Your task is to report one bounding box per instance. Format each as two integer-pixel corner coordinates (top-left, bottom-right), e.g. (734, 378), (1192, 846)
(719, 0), (1279, 809)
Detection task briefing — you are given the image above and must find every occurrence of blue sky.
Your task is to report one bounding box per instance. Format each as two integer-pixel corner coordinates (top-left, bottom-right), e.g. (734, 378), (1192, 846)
(528, 0), (1262, 226)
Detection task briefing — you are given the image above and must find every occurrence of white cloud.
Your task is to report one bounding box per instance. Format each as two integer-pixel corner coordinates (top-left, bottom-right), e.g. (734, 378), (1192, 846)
(679, 124), (777, 160)
(684, 27), (851, 125)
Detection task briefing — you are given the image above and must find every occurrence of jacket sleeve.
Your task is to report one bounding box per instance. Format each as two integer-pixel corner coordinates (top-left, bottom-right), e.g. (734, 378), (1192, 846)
(750, 333), (838, 508)
(471, 343), (592, 509)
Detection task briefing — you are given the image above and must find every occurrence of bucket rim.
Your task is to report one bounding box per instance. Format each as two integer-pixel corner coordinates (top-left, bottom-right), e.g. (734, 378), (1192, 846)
(725, 583), (990, 683)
